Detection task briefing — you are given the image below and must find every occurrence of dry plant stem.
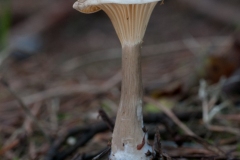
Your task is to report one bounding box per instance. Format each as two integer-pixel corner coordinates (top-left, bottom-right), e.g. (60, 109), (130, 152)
(145, 97), (225, 156)
(112, 43), (144, 153)
(207, 125), (240, 136)
(0, 71), (121, 110)
(98, 109), (114, 132)
(145, 97), (195, 136)
(0, 79), (51, 142)
(0, 139), (19, 155)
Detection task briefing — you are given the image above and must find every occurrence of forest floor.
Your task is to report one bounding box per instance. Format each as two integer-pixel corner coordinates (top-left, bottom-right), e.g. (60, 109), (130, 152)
(0, 0), (240, 159)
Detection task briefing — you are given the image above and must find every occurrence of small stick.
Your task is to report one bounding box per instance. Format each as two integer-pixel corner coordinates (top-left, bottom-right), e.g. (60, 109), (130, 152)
(92, 147), (111, 160)
(0, 78), (51, 142)
(48, 98), (59, 132)
(145, 96), (225, 156)
(152, 130), (162, 160)
(0, 139), (20, 155)
(207, 125), (240, 136)
(71, 154), (83, 160)
(187, 135), (225, 156)
(144, 96), (196, 136)
(98, 109), (114, 132)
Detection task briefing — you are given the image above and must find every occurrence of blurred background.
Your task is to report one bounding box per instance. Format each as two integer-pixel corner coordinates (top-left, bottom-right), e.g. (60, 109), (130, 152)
(0, 0), (240, 160)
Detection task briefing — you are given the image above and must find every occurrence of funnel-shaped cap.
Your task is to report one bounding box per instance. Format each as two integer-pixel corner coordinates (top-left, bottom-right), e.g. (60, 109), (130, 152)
(73, 0), (160, 13)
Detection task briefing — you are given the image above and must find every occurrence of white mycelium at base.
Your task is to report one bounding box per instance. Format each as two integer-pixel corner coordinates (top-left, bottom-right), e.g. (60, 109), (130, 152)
(109, 135), (152, 160)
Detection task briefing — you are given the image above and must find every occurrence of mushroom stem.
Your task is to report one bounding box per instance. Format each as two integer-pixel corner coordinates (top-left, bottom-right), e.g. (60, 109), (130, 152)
(112, 43), (144, 152)
(111, 43), (152, 160)
(73, 1), (160, 159)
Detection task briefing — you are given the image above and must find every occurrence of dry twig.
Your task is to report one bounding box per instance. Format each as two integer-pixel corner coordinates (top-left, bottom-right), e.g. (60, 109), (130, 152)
(0, 71), (121, 110)
(144, 96), (196, 136)
(98, 109), (114, 132)
(144, 96), (226, 156)
(0, 139), (20, 155)
(0, 78), (51, 142)
(207, 125), (240, 136)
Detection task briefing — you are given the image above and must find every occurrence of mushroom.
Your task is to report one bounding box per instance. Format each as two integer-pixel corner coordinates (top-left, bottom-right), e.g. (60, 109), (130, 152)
(73, 0), (161, 159)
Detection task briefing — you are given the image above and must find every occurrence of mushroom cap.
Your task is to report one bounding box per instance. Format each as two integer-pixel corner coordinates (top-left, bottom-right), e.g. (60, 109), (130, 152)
(73, 0), (161, 13)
